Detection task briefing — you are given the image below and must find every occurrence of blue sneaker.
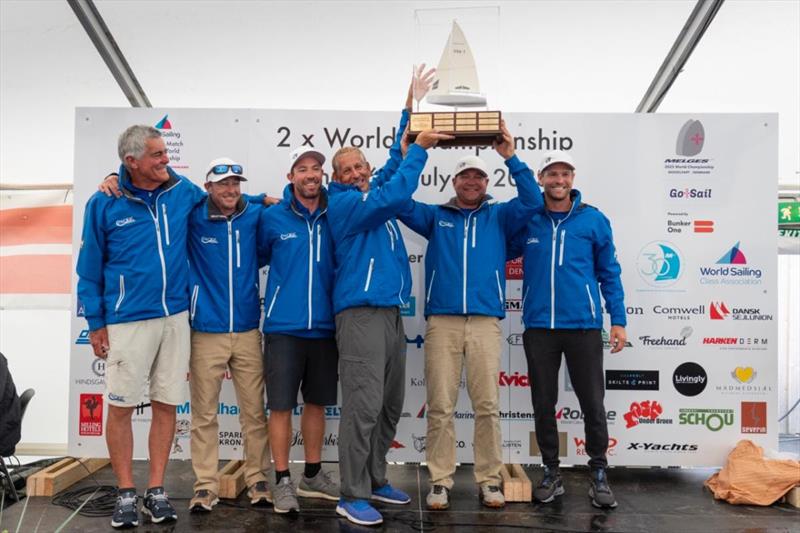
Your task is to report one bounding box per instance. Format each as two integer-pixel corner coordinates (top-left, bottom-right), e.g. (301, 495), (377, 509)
(142, 486), (177, 523)
(336, 498), (383, 526)
(371, 483), (411, 504)
(111, 488), (139, 529)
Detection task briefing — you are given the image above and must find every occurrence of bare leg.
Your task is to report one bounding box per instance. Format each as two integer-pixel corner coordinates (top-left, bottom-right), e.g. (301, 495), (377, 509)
(106, 405), (135, 488)
(301, 403), (325, 463)
(269, 410), (292, 471)
(148, 401), (176, 488)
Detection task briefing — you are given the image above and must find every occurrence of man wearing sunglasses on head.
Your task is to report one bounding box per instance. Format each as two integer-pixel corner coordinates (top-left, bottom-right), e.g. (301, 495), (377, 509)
(185, 158), (274, 514)
(87, 133), (275, 528)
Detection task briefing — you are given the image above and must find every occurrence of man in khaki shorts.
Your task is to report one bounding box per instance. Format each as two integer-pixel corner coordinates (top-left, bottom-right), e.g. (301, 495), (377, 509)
(186, 158), (273, 512)
(77, 125), (208, 528)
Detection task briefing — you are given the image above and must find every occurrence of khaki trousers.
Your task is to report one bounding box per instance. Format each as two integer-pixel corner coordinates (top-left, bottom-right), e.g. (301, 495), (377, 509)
(424, 315), (503, 489)
(189, 329), (270, 493)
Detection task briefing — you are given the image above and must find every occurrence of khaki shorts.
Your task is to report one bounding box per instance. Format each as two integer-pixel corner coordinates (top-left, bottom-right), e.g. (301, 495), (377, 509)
(105, 311), (190, 407)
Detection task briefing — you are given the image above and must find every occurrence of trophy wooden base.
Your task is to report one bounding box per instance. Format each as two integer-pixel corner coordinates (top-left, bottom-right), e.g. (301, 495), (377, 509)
(408, 111), (502, 147)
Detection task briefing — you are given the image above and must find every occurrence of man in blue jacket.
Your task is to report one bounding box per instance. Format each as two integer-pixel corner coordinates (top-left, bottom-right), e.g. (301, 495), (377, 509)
(257, 147), (339, 514)
(328, 127), (451, 526)
(77, 125), (207, 528)
(508, 150), (627, 509)
(186, 158), (272, 513)
(396, 121), (542, 510)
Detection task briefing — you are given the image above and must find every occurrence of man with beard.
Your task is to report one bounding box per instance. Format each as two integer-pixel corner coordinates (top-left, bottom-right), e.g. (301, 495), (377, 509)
(508, 150), (627, 509)
(394, 121), (542, 510)
(257, 147), (339, 514)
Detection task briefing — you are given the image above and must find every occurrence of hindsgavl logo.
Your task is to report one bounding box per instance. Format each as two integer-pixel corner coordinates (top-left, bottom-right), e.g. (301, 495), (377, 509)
(115, 216), (135, 227)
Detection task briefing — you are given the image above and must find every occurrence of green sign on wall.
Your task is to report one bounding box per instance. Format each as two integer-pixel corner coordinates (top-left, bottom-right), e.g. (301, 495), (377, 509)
(778, 201), (800, 225)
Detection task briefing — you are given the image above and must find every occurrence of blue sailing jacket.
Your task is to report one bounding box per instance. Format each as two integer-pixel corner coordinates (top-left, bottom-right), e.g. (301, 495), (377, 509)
(187, 197), (263, 333)
(77, 164), (206, 331)
(398, 155), (542, 318)
(507, 189), (626, 330)
(327, 143), (428, 314)
(258, 184), (335, 338)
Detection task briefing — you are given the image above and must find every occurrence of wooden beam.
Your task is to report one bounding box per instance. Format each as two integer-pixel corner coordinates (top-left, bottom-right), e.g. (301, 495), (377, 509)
(500, 464), (531, 502)
(218, 460), (247, 499)
(26, 457), (109, 496)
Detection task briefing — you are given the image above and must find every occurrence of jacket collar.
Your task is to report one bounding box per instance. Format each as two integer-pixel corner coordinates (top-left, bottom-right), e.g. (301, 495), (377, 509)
(441, 194), (493, 212)
(118, 163), (180, 200)
(284, 183), (328, 218)
(206, 195), (247, 221)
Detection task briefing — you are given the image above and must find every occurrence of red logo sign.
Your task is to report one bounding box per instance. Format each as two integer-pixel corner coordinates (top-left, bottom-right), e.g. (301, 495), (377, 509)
(710, 301), (730, 320)
(505, 257), (524, 280)
(79, 393), (103, 436)
(390, 440), (405, 449)
(693, 220), (714, 233)
(574, 437), (618, 456)
(499, 371), (530, 387)
(623, 400), (664, 428)
(741, 402), (767, 433)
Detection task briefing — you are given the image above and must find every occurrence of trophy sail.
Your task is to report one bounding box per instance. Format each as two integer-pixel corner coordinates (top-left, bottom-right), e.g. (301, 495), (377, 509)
(426, 21), (487, 107)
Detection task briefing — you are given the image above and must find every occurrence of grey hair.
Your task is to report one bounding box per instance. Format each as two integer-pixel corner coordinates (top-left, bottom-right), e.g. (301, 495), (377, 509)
(117, 125), (162, 162)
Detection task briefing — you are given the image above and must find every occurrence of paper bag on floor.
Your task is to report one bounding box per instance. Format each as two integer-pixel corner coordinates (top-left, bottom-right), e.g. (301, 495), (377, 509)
(705, 439), (800, 505)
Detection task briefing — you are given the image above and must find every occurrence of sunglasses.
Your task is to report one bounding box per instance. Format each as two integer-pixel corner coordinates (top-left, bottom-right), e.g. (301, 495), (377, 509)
(209, 164), (243, 176)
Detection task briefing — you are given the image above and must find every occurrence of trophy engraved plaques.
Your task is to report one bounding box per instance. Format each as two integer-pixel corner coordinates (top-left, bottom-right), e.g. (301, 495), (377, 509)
(409, 20), (502, 147)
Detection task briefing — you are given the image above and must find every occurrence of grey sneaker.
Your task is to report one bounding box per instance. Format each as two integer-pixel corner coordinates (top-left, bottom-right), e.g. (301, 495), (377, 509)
(189, 489), (218, 512)
(297, 469), (339, 501)
(272, 476), (299, 514)
(479, 484), (505, 508)
(534, 466), (565, 503)
(589, 468), (618, 508)
(426, 484), (450, 510)
(247, 481), (273, 506)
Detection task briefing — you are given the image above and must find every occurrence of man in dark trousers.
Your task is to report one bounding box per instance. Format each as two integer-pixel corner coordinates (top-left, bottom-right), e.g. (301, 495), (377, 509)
(508, 149), (627, 509)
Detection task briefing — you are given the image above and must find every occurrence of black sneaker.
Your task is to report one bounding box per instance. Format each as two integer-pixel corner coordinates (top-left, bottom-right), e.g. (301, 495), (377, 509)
(533, 466), (565, 503)
(111, 488), (139, 529)
(589, 468), (618, 508)
(142, 486), (178, 523)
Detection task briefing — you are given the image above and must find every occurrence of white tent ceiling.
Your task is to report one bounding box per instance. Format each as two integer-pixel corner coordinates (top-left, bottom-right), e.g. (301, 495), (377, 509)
(1, 0), (798, 186)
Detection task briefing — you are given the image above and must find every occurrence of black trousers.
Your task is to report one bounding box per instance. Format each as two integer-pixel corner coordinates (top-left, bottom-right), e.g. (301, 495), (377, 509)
(522, 328), (608, 470)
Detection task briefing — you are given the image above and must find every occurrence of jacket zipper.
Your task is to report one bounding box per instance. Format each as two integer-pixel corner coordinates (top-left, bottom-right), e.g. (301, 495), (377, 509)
(190, 284), (199, 322)
(114, 274), (126, 313)
(585, 284), (596, 320)
(426, 270), (437, 303)
(471, 217), (477, 248)
(462, 216), (469, 313)
(267, 285), (281, 318)
(133, 177), (180, 317)
(235, 229), (241, 268)
(316, 225), (321, 263)
(548, 205), (577, 329)
(306, 219), (314, 329)
(162, 204), (170, 246)
(385, 221), (396, 251)
(227, 221), (234, 332)
(364, 257), (374, 291)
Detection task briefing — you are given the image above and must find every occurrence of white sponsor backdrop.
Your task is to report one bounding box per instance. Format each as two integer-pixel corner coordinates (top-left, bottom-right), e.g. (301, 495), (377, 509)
(69, 108), (777, 466)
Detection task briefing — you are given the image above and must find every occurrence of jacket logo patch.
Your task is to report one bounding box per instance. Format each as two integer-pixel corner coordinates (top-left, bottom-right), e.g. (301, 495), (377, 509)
(115, 216), (135, 227)
(201, 236), (218, 244)
(438, 220), (455, 228)
(280, 232), (298, 240)
(527, 237), (540, 244)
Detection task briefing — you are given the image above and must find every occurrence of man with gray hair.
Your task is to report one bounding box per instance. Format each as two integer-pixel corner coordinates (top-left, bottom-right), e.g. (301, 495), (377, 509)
(78, 125), (207, 528)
